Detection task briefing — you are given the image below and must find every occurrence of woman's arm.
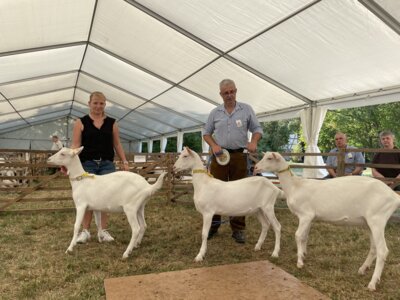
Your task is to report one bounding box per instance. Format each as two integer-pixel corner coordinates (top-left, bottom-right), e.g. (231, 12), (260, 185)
(71, 119), (83, 148)
(112, 122), (129, 171)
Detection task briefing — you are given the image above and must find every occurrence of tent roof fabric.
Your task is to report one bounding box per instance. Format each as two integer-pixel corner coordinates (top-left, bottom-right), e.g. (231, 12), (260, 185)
(1, 0), (400, 141)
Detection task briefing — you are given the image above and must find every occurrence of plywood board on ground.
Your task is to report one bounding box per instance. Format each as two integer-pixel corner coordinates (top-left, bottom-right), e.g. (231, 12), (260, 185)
(104, 260), (329, 300)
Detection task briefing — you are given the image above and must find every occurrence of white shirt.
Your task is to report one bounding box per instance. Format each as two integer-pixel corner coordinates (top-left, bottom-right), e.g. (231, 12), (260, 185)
(51, 140), (63, 151)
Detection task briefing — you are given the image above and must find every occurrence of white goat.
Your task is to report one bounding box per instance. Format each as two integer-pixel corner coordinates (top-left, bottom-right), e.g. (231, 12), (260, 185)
(173, 147), (283, 262)
(47, 147), (166, 259)
(0, 168), (18, 188)
(254, 152), (400, 291)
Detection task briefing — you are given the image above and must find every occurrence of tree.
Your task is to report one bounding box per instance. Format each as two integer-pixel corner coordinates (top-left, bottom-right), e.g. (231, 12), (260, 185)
(152, 140), (161, 153)
(183, 132), (202, 152)
(165, 137), (177, 153)
(318, 102), (400, 161)
(258, 119), (301, 152)
(141, 142), (148, 153)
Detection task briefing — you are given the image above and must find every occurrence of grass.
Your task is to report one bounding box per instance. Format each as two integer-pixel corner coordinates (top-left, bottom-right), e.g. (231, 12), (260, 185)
(1, 196), (400, 300)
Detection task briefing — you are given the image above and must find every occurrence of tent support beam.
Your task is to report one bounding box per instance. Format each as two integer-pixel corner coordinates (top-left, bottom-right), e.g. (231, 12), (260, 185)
(78, 71), (205, 125)
(359, 0), (400, 37)
(125, 0), (313, 104)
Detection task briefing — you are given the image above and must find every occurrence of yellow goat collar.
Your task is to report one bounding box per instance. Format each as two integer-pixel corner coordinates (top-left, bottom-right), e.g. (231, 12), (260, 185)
(192, 169), (213, 178)
(70, 172), (95, 181)
(277, 165), (292, 176)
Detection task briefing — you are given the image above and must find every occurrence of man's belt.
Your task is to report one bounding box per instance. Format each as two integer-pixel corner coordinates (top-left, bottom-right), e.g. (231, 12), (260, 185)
(225, 148), (245, 153)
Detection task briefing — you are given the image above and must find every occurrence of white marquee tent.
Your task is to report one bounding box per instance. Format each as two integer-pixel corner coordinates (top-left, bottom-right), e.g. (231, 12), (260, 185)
(1, 0), (400, 160)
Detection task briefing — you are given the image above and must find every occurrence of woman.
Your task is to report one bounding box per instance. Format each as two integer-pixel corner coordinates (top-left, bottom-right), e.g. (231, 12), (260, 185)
(71, 91), (129, 244)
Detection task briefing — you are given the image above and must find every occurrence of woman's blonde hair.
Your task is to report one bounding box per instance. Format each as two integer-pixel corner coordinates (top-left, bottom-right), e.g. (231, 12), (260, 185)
(89, 91), (106, 102)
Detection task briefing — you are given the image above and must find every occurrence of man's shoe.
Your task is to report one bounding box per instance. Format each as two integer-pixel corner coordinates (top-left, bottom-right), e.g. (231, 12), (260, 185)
(98, 229), (115, 243)
(232, 231), (245, 244)
(207, 229), (218, 240)
(76, 229), (90, 244)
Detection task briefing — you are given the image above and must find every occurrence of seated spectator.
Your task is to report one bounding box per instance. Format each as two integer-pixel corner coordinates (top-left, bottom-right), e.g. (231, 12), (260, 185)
(51, 135), (63, 151)
(372, 130), (400, 191)
(326, 132), (365, 178)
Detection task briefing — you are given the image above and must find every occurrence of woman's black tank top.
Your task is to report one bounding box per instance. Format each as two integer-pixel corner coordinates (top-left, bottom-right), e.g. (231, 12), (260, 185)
(79, 115), (115, 162)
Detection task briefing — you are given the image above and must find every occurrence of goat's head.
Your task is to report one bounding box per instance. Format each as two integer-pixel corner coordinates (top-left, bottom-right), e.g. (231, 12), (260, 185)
(254, 152), (287, 174)
(173, 146), (198, 172)
(47, 146), (83, 167)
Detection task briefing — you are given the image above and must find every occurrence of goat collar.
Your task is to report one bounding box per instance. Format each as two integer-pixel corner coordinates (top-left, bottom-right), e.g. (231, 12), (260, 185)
(277, 165), (292, 176)
(70, 172), (95, 181)
(192, 169), (213, 178)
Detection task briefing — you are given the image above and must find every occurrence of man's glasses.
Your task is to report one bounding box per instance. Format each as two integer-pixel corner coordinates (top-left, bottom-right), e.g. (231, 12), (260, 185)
(221, 89), (237, 96)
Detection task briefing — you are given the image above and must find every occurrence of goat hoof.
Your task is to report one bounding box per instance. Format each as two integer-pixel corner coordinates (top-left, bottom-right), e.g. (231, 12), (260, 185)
(65, 248), (73, 254)
(194, 255), (203, 262)
(297, 262), (304, 269)
(367, 283), (376, 291)
(358, 267), (366, 275)
(254, 246), (261, 251)
(271, 252), (279, 258)
(122, 253), (129, 259)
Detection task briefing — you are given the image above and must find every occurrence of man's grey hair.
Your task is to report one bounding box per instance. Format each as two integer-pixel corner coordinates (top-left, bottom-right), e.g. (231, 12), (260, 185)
(379, 130), (395, 139)
(335, 132), (346, 138)
(219, 79), (236, 89)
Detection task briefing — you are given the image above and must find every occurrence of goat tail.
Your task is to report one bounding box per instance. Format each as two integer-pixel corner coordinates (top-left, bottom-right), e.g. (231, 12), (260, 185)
(149, 171), (167, 195)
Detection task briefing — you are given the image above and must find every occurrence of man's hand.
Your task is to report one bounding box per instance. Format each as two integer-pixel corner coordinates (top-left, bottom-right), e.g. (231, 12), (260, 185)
(212, 145), (223, 156)
(246, 141), (257, 153)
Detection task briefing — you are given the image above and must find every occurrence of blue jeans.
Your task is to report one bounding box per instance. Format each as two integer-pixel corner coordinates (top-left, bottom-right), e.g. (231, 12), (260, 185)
(82, 160), (115, 175)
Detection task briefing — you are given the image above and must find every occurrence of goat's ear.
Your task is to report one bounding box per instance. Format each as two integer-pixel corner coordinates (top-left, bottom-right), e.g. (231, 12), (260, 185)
(272, 152), (278, 160)
(186, 147), (194, 156)
(72, 146), (84, 156)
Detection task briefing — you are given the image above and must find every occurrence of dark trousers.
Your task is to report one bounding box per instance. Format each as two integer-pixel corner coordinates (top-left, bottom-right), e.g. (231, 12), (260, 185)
(209, 152), (248, 232)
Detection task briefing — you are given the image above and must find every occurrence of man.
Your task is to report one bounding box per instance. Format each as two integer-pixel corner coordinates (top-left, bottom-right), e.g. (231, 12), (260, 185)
(326, 132), (365, 177)
(203, 79), (263, 243)
(372, 130), (400, 190)
(51, 135), (63, 151)
(49, 135), (64, 174)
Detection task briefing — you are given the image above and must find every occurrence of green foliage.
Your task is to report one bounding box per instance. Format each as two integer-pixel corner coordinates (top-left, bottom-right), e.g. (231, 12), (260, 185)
(318, 102), (400, 160)
(144, 133), (202, 153)
(152, 140), (161, 153)
(165, 136), (177, 153)
(183, 132), (202, 152)
(142, 142), (148, 153)
(258, 119), (301, 152)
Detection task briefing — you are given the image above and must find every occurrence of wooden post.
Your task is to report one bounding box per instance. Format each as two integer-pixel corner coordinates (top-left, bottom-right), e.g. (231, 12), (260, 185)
(337, 148), (345, 177)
